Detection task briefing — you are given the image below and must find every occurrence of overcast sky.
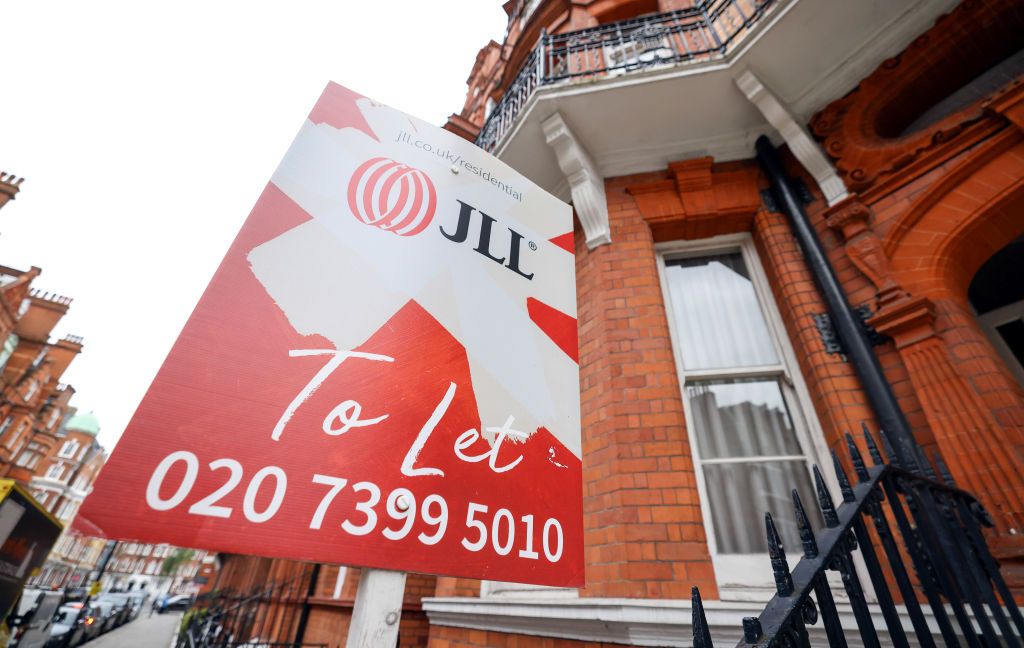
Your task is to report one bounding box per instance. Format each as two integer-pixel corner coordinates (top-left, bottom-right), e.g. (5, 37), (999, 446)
(0, 2), (507, 451)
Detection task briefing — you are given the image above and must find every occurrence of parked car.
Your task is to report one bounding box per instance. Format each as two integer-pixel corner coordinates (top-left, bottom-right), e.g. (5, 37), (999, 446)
(58, 588), (87, 605)
(100, 593), (142, 623)
(96, 594), (132, 630)
(9, 589), (63, 648)
(161, 594), (192, 612)
(89, 599), (118, 633)
(44, 604), (102, 648)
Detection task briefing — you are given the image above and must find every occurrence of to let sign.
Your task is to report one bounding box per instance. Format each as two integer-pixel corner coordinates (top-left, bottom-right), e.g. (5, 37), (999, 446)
(77, 83), (583, 587)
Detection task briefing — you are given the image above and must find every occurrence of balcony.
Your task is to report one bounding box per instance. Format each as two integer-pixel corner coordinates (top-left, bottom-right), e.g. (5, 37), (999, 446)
(477, 0), (777, 153)
(471, 0), (958, 201)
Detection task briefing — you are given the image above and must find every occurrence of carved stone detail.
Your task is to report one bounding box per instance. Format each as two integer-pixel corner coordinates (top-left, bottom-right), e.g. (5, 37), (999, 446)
(735, 70), (848, 206)
(542, 112), (611, 248)
(825, 199), (908, 309)
(809, 0), (1024, 191)
(625, 157), (761, 241)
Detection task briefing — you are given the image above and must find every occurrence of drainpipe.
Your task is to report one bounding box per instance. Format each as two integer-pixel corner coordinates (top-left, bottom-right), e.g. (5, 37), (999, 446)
(754, 136), (923, 473)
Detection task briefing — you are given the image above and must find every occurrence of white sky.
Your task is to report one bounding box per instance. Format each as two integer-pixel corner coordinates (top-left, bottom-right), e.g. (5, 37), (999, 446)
(0, 1), (507, 451)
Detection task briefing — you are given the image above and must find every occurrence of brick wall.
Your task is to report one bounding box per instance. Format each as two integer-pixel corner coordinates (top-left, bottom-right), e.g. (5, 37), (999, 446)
(575, 175), (715, 599)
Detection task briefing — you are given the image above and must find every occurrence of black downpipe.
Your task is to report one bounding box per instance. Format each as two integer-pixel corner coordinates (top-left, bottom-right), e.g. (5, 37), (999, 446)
(754, 136), (923, 473)
(292, 562), (320, 647)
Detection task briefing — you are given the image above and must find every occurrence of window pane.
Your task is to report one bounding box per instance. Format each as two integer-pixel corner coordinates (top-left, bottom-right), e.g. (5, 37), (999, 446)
(995, 318), (1024, 368)
(665, 253), (779, 370)
(704, 461), (822, 554)
(687, 379), (802, 459)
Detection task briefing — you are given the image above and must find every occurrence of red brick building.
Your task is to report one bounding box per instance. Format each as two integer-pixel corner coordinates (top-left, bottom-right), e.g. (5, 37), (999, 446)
(215, 0), (1024, 645)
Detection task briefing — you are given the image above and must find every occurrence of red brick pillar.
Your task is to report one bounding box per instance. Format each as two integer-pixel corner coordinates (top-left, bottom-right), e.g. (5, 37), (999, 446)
(574, 176), (716, 599)
(826, 199), (1024, 552)
(870, 297), (1024, 547)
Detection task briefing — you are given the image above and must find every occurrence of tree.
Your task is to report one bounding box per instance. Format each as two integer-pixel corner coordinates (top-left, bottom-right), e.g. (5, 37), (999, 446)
(160, 548), (195, 577)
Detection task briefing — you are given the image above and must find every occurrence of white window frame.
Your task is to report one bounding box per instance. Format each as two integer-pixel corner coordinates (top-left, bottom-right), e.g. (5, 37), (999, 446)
(22, 379), (38, 403)
(656, 233), (837, 600)
(5, 420), (28, 450)
(58, 439), (79, 459)
(45, 461), (66, 481)
(15, 449), (38, 469)
(976, 300), (1024, 388)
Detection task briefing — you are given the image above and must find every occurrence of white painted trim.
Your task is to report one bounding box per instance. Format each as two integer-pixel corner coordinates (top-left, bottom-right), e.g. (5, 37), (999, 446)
(976, 300), (1024, 387)
(490, 0), (952, 181)
(423, 595), (953, 647)
(787, 0), (961, 119)
(541, 112), (611, 248)
(654, 234), (841, 594)
(735, 70), (848, 206)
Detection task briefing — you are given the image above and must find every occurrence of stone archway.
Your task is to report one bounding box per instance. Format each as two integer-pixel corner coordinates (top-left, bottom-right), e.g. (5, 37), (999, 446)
(866, 136), (1024, 560)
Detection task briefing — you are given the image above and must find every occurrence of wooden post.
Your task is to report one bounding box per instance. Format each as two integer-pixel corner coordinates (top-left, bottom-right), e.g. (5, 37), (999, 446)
(345, 568), (407, 647)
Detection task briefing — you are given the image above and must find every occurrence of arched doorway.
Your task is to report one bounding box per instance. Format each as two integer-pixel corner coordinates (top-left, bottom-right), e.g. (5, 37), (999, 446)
(970, 236), (1024, 388)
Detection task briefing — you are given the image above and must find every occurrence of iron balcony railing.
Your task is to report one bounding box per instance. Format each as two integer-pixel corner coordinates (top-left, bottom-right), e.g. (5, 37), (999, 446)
(692, 424), (1024, 647)
(475, 0), (776, 152)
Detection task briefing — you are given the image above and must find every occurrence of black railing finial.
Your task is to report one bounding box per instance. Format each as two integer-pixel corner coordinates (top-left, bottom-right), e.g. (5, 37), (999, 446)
(845, 433), (870, 482)
(830, 451), (856, 503)
(917, 446), (938, 481)
(932, 451), (956, 488)
(792, 489), (818, 558)
(692, 586), (715, 648)
(877, 426), (901, 468)
(813, 464), (840, 527)
(862, 422), (884, 466)
(765, 512), (794, 596)
(742, 617), (763, 643)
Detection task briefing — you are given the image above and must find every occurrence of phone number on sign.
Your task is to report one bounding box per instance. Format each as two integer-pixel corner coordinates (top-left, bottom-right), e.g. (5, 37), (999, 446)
(144, 451), (565, 563)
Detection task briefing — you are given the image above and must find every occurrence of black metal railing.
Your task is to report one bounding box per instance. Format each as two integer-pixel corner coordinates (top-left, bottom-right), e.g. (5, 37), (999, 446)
(475, 0), (776, 152)
(692, 424), (1024, 647)
(177, 567), (326, 648)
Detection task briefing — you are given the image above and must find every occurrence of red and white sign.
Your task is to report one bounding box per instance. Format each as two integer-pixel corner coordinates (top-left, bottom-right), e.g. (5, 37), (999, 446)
(76, 83), (582, 587)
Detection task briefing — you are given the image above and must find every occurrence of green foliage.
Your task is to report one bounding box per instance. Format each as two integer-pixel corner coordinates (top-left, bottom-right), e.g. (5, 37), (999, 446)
(160, 548), (195, 576)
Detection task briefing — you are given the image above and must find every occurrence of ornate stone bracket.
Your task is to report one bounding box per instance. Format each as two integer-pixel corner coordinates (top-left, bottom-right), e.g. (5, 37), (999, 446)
(825, 199), (908, 310)
(735, 70), (849, 206)
(542, 112), (610, 249)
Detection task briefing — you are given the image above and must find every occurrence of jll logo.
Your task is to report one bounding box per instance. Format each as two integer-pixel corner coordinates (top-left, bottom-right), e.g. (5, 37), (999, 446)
(347, 157), (533, 280)
(440, 200), (534, 281)
(347, 157), (437, 236)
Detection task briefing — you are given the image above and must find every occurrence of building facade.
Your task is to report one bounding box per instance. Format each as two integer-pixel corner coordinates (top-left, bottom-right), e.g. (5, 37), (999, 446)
(101, 542), (213, 595)
(28, 412), (109, 588)
(207, 0), (1024, 645)
(0, 171), (118, 591)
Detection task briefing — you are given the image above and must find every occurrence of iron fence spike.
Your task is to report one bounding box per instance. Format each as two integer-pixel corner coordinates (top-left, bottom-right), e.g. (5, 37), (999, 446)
(862, 422), (884, 465)
(813, 464), (840, 527)
(765, 512), (794, 596)
(692, 586), (715, 648)
(792, 489), (819, 558)
(846, 433), (870, 482)
(932, 451), (956, 487)
(831, 450), (856, 503)
(917, 445), (938, 480)
(877, 427), (901, 468)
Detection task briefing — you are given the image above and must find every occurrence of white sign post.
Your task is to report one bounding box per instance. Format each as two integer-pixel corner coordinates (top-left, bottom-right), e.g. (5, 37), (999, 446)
(346, 569), (408, 647)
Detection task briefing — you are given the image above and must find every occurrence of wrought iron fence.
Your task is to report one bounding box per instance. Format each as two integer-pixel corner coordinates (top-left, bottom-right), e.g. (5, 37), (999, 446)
(176, 568), (325, 648)
(475, 0), (776, 152)
(692, 424), (1024, 647)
